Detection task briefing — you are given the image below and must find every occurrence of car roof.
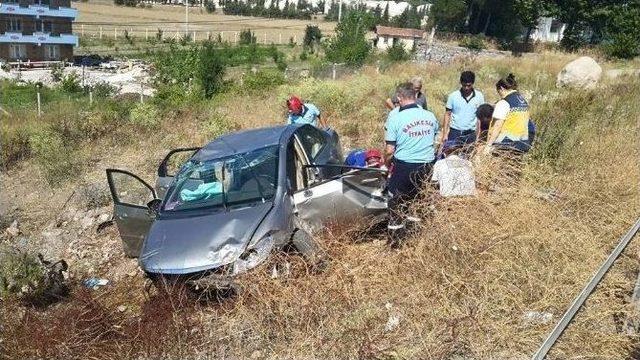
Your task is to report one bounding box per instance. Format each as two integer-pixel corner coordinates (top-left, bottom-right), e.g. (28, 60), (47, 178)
(192, 124), (302, 161)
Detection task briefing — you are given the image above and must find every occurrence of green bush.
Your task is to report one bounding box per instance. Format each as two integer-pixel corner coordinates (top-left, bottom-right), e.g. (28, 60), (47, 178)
(0, 250), (43, 300)
(90, 81), (117, 98)
(50, 63), (64, 82)
(0, 124), (33, 168)
(602, 33), (640, 60)
(303, 25), (322, 50)
(128, 102), (160, 129)
(240, 29), (257, 45)
(60, 72), (82, 93)
(386, 42), (410, 62)
(153, 43), (227, 102)
(30, 128), (82, 186)
(243, 68), (286, 93)
(459, 35), (486, 51)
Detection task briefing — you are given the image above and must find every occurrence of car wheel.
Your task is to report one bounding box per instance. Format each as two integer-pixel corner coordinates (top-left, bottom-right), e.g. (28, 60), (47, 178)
(291, 229), (328, 271)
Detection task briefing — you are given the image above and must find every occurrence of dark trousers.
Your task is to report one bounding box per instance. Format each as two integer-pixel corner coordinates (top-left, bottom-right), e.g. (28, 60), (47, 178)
(387, 159), (434, 246)
(447, 128), (477, 146)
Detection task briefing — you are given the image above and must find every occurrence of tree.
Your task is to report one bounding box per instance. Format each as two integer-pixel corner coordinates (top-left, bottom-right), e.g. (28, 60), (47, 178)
(303, 25), (323, 50)
(513, 0), (556, 45)
(325, 10), (371, 66)
(601, 1), (640, 58)
(382, 3), (390, 25)
(428, 0), (467, 32)
(199, 42), (226, 98)
(239, 29), (257, 44)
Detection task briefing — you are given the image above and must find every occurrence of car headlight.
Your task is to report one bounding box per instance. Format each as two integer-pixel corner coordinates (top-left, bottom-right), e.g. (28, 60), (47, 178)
(232, 234), (274, 275)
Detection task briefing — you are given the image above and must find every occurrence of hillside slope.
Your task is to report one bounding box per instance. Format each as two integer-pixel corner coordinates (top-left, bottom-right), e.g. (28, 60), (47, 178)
(1, 54), (639, 359)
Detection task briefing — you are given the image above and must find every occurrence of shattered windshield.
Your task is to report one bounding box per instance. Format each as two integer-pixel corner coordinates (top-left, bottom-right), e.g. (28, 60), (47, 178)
(163, 146), (279, 212)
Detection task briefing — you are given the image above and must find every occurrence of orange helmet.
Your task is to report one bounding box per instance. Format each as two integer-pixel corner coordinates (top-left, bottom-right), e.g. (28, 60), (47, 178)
(287, 96), (303, 114)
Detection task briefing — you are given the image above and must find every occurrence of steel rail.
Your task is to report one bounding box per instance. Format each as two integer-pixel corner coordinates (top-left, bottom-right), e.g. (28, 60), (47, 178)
(532, 217), (640, 360)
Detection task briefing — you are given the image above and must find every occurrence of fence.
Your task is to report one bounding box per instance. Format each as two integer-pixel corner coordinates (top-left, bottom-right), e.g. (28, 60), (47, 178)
(75, 24), (304, 45)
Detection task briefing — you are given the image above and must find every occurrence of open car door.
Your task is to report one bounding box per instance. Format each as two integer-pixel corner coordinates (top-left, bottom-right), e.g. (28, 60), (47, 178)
(106, 169), (157, 258)
(155, 147), (200, 199)
(293, 165), (388, 231)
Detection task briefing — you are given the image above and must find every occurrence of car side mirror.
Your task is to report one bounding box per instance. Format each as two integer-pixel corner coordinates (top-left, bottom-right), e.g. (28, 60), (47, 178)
(147, 199), (161, 216)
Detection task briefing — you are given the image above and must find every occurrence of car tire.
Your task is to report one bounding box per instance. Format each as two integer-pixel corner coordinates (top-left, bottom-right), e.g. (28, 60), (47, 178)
(291, 229), (328, 271)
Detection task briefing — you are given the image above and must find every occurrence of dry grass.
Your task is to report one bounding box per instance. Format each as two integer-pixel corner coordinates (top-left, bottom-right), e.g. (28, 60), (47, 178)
(2, 53), (640, 359)
(75, 0), (335, 44)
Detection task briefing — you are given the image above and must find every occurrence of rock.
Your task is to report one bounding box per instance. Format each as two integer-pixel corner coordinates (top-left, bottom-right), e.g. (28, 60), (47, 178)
(250, 350), (262, 359)
(556, 56), (602, 89)
(80, 216), (94, 230)
(117, 305), (127, 313)
(5, 220), (20, 237)
(98, 213), (110, 223)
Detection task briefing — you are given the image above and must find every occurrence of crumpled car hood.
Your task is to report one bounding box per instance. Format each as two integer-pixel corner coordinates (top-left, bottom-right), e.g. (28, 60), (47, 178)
(139, 202), (272, 275)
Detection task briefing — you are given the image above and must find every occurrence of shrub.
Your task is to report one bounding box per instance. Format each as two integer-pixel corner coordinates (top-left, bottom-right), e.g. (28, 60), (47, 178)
(153, 43), (226, 102)
(124, 29), (134, 45)
(80, 105), (121, 139)
(60, 72), (82, 93)
(270, 46), (288, 71)
(30, 128), (82, 186)
(303, 25), (322, 50)
(0, 250), (44, 300)
(90, 81), (117, 98)
(128, 102), (160, 129)
(0, 124), (33, 168)
(243, 68), (286, 93)
(386, 42), (410, 62)
(239, 29), (256, 45)
(180, 34), (191, 46)
(50, 63), (64, 82)
(602, 33), (640, 60)
(459, 35), (486, 50)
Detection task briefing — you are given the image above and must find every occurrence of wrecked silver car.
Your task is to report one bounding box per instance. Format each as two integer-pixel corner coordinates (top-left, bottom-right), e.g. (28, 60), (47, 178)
(106, 124), (388, 288)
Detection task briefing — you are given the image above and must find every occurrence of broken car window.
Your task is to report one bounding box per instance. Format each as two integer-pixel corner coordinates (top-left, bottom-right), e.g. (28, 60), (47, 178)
(163, 146), (279, 212)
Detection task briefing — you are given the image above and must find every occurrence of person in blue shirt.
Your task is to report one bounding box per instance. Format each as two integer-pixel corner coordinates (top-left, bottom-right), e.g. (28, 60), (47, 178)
(287, 95), (326, 128)
(442, 71), (485, 149)
(384, 82), (439, 247)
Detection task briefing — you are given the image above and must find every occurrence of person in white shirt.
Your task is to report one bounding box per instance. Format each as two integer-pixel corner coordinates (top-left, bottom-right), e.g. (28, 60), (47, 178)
(431, 144), (476, 197)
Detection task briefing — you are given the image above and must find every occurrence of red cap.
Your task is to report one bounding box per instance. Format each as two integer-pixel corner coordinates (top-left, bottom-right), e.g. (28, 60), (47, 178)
(287, 96), (303, 114)
(365, 149), (382, 167)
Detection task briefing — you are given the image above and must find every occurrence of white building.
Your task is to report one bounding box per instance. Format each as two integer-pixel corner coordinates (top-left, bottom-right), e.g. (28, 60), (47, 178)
(374, 25), (425, 51)
(529, 17), (566, 42)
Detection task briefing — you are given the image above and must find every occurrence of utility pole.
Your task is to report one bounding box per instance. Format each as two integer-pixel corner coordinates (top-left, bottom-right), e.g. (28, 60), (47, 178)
(338, 0), (342, 22)
(185, 0), (189, 36)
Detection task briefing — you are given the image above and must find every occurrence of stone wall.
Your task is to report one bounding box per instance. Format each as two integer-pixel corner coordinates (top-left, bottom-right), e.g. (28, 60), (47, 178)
(414, 41), (511, 64)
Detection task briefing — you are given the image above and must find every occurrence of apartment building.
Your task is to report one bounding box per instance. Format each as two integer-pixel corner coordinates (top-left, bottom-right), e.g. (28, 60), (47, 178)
(0, 0), (78, 62)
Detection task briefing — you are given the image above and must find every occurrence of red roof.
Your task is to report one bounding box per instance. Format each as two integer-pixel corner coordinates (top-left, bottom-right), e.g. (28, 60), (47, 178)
(375, 25), (426, 39)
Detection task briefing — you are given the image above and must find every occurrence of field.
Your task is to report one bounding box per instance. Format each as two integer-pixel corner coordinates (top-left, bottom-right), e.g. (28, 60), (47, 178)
(1, 51), (640, 359)
(75, 0), (335, 45)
